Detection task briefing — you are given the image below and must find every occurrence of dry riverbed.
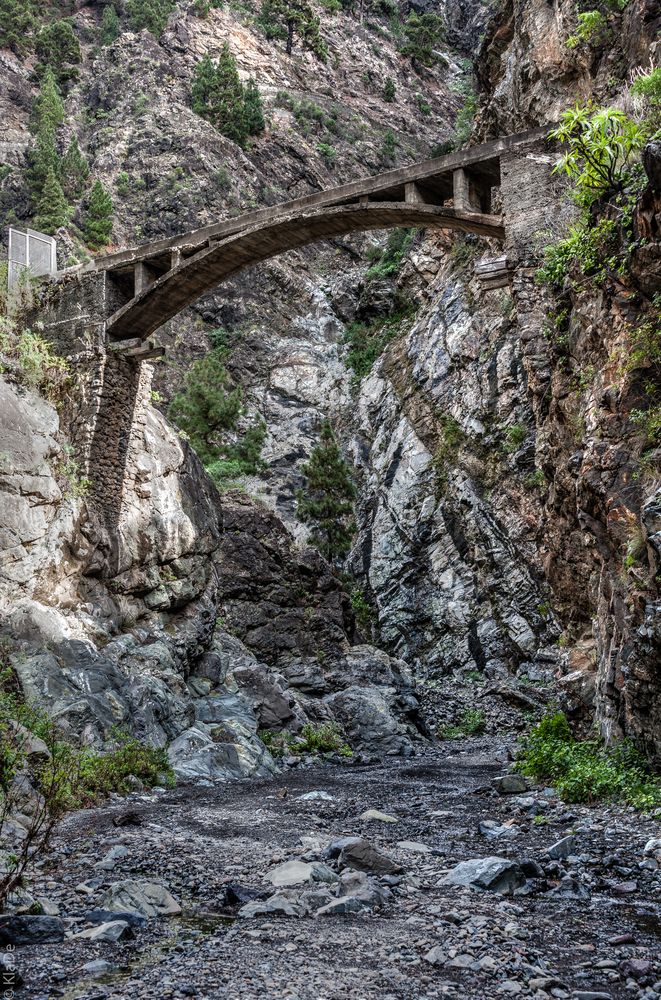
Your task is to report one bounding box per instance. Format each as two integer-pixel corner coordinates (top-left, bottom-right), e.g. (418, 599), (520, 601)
(1, 739), (660, 1000)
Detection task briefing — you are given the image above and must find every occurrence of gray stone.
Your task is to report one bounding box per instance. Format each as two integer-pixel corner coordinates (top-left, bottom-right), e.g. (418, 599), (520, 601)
(0, 915), (65, 945)
(82, 960), (118, 977)
(100, 881), (181, 918)
(478, 820), (519, 840)
(84, 908), (147, 928)
(492, 774), (527, 795)
(74, 920), (131, 943)
(547, 835), (576, 860)
(339, 839), (403, 875)
(315, 896), (368, 916)
(238, 894), (305, 918)
(360, 809), (398, 823)
(440, 857), (525, 893)
(94, 845), (129, 871)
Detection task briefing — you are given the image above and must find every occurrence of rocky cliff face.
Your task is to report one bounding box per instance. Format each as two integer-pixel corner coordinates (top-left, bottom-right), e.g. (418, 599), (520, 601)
(0, 0), (660, 766)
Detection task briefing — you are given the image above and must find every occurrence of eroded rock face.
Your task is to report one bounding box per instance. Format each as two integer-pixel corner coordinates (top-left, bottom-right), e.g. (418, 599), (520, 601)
(0, 374), (419, 772)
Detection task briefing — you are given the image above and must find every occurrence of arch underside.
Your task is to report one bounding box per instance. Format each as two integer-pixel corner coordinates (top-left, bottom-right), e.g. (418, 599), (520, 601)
(106, 202), (505, 341)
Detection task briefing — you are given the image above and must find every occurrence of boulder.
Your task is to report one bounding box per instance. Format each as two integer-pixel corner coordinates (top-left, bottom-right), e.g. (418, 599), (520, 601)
(0, 915), (65, 945)
(360, 809), (398, 823)
(492, 774), (527, 795)
(100, 881), (181, 918)
(338, 839), (403, 875)
(440, 857), (525, 893)
(546, 835), (576, 859)
(266, 860), (338, 887)
(74, 920), (131, 943)
(238, 893), (305, 918)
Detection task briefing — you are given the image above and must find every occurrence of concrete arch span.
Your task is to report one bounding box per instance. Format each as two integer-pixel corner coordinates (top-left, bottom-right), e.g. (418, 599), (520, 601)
(106, 202), (505, 341)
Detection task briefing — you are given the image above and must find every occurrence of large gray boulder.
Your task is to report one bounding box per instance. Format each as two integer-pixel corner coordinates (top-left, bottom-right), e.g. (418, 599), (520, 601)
(440, 857), (525, 894)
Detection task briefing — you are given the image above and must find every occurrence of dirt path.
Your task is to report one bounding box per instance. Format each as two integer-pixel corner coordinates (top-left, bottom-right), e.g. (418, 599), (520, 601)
(7, 739), (661, 1000)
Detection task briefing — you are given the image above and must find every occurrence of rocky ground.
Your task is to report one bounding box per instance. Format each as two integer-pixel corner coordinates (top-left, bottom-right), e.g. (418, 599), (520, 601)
(2, 735), (659, 1000)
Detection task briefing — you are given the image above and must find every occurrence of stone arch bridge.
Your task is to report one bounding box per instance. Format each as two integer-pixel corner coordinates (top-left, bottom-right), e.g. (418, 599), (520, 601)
(37, 124), (566, 533)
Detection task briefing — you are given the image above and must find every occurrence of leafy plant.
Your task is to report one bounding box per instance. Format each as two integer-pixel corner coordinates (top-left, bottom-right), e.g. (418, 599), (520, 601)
(503, 423), (528, 453)
(379, 128), (396, 165)
(0, 678), (173, 908)
(366, 228), (414, 280)
(259, 722), (352, 757)
(343, 302), (414, 380)
(438, 708), (486, 740)
(517, 711), (661, 810)
(550, 103), (648, 207)
(566, 9), (610, 49)
(0, 322), (71, 403)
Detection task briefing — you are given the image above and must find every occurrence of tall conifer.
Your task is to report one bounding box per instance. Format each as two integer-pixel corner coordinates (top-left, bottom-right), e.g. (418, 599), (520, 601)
(296, 421), (356, 564)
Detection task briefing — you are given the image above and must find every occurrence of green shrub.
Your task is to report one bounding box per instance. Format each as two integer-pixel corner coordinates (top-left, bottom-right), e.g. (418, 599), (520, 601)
(431, 413), (464, 486)
(343, 302), (414, 381)
(536, 217), (618, 288)
(566, 10), (610, 49)
(365, 227), (414, 279)
(550, 103), (648, 207)
(517, 711), (661, 810)
(383, 77), (396, 102)
(0, 678), (173, 908)
(259, 722), (352, 757)
(125, 0), (174, 37)
(379, 128), (396, 165)
(0, 323), (71, 403)
(438, 708), (486, 740)
(192, 49), (265, 146)
(317, 141), (336, 165)
(503, 422), (528, 453)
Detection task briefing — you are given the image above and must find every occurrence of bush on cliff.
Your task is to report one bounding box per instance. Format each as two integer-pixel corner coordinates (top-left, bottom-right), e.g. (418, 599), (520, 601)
(517, 711), (661, 811)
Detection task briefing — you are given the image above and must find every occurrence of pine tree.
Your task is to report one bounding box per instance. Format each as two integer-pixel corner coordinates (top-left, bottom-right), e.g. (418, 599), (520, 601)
(27, 69), (66, 207)
(34, 168), (70, 234)
(61, 136), (89, 199)
(125, 0), (174, 38)
(213, 42), (248, 145)
(401, 12), (444, 68)
(100, 4), (120, 45)
(31, 67), (65, 134)
(191, 53), (217, 120)
(383, 77), (395, 102)
(35, 18), (82, 82)
(0, 0), (36, 55)
(243, 79), (265, 136)
(259, 0), (327, 60)
(296, 421), (356, 564)
(191, 45), (253, 147)
(83, 179), (113, 250)
(169, 348), (244, 464)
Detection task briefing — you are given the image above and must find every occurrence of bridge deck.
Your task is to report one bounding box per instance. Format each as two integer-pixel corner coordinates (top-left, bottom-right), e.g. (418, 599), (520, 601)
(80, 125), (551, 279)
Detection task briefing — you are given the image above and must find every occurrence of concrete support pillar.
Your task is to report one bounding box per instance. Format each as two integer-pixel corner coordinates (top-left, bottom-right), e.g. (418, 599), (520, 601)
(452, 168), (482, 213)
(404, 182), (425, 204)
(358, 195), (369, 207)
(134, 261), (154, 295)
(170, 248), (181, 270)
